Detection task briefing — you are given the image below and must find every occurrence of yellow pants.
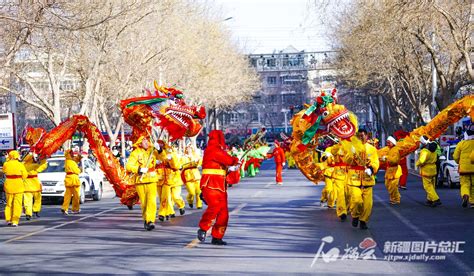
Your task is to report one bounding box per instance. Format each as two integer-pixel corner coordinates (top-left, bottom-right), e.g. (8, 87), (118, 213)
(385, 178), (401, 203)
(349, 186), (373, 222)
(185, 180), (202, 208)
(422, 176), (439, 201)
(333, 178), (348, 217)
(320, 177), (335, 207)
(171, 186), (185, 209)
(136, 182), (157, 223)
(157, 185), (173, 217)
(23, 191), (42, 216)
(5, 193), (23, 225)
(62, 186), (80, 212)
(460, 174), (474, 204)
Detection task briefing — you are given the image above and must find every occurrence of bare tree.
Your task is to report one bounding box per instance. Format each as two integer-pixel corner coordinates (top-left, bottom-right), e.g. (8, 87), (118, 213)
(311, 0), (472, 130)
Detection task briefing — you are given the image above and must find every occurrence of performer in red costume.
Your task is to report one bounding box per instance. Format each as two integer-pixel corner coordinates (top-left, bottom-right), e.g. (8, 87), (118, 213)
(267, 140), (286, 185)
(197, 130), (239, 245)
(394, 130), (409, 190)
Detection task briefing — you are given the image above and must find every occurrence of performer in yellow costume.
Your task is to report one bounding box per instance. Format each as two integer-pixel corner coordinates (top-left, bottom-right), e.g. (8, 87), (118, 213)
(61, 150), (82, 215)
(320, 146), (335, 208)
(182, 145), (202, 209)
(168, 145), (186, 217)
(155, 140), (172, 222)
(326, 144), (350, 221)
(344, 129), (379, 230)
(381, 136), (402, 205)
(453, 126), (474, 208)
(3, 150), (27, 226)
(126, 136), (159, 231)
(23, 153), (48, 219)
(416, 136), (441, 207)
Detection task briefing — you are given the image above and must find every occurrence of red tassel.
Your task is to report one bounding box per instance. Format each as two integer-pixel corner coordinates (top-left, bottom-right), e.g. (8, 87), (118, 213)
(297, 144), (307, 152)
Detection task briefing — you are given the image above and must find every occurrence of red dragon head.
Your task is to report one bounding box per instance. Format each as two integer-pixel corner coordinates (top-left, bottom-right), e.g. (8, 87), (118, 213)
(120, 81), (206, 142)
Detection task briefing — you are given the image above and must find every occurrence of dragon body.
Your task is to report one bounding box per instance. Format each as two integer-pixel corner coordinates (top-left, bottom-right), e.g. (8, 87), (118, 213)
(290, 93), (474, 184)
(25, 81), (206, 206)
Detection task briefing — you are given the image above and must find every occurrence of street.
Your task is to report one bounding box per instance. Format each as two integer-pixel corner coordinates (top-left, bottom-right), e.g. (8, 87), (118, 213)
(1, 161), (473, 274)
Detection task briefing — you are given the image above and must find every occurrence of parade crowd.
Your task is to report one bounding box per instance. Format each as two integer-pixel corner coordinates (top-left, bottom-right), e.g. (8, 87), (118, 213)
(0, 124), (473, 245)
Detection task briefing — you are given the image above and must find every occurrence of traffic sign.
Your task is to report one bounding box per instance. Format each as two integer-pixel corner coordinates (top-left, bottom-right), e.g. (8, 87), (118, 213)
(439, 135), (457, 147)
(0, 113), (15, 150)
(0, 138), (14, 150)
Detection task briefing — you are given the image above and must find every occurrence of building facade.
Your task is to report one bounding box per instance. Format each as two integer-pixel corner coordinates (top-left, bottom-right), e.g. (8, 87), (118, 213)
(221, 46), (337, 139)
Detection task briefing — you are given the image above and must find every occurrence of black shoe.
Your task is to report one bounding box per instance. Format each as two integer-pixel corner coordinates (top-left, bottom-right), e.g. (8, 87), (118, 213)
(34, 212), (40, 218)
(158, 215), (165, 222)
(425, 200), (433, 206)
(433, 199), (442, 206)
(339, 214), (347, 222)
(170, 214), (176, 218)
(400, 186), (407, 190)
(166, 216), (170, 221)
(146, 222), (155, 231)
(197, 207), (202, 209)
(211, 238), (227, 245)
(462, 195), (469, 208)
(189, 203), (194, 209)
(179, 208), (185, 215)
(26, 215), (31, 221)
(127, 205), (133, 210)
(352, 217), (359, 227)
(61, 209), (69, 215)
(197, 229), (207, 242)
(360, 221), (368, 230)
(144, 221), (148, 230)
(228, 184), (233, 188)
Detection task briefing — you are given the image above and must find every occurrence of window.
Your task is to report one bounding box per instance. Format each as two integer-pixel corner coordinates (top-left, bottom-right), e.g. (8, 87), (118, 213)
(251, 112), (259, 121)
(267, 76), (277, 85)
(266, 58), (276, 67)
(230, 113), (239, 124)
(250, 58), (258, 67)
(60, 80), (75, 91)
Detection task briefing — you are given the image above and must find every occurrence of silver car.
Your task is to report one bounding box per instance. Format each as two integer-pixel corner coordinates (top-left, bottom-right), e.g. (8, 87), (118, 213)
(439, 145), (460, 188)
(39, 156), (105, 203)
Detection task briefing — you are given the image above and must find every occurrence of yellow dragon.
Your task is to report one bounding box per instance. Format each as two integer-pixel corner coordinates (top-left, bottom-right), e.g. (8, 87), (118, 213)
(290, 93), (474, 183)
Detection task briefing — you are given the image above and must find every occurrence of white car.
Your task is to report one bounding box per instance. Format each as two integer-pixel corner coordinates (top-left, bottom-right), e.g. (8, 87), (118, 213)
(439, 145), (460, 188)
(39, 156), (105, 203)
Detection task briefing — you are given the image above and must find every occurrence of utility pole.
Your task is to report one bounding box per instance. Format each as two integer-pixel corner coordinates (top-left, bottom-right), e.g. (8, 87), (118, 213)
(430, 25), (438, 120)
(378, 95), (386, 145)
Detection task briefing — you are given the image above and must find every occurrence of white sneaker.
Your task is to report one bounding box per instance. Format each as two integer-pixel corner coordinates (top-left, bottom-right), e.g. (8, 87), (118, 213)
(71, 209), (81, 214)
(11, 224), (18, 227)
(276, 182), (283, 185)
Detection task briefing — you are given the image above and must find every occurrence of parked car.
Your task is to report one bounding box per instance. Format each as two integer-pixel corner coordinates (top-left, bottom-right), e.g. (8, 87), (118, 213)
(439, 145), (460, 188)
(39, 156), (105, 203)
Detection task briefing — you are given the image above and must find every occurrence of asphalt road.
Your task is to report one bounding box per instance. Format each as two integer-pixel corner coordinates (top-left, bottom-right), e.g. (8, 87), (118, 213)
(0, 161), (473, 275)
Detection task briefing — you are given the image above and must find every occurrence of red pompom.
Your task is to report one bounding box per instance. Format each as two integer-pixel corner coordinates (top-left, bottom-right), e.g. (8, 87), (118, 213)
(297, 144), (307, 152)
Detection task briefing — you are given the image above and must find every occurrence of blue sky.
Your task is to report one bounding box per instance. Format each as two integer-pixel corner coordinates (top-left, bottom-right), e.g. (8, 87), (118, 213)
(214, 0), (332, 54)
